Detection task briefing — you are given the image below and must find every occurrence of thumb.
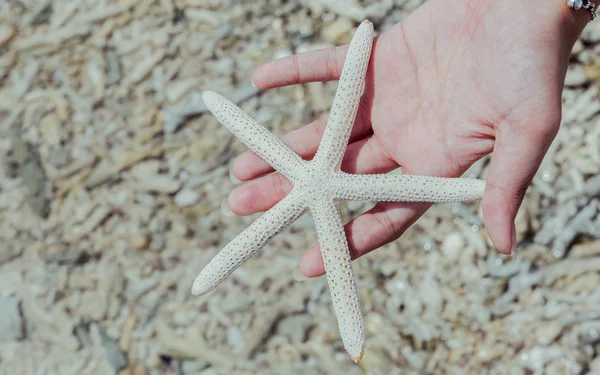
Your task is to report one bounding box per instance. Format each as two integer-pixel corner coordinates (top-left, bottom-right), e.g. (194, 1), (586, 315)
(482, 113), (559, 255)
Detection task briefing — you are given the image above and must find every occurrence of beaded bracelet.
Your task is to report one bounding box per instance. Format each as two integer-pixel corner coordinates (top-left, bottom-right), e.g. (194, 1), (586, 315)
(567, 0), (597, 21)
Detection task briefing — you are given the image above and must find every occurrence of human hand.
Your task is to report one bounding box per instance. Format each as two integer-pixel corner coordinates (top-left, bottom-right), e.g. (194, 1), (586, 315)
(226, 0), (590, 277)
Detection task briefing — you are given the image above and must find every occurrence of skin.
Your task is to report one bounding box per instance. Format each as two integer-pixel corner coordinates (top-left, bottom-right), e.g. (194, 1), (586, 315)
(227, 0), (590, 277)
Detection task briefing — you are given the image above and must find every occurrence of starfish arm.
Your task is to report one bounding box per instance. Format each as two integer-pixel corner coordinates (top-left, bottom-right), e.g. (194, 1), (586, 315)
(201, 91), (306, 181)
(310, 200), (365, 362)
(331, 173), (487, 202)
(191, 190), (306, 296)
(313, 20), (373, 172)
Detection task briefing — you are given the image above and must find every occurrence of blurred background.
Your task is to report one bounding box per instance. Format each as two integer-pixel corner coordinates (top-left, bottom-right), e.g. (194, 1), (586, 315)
(1, 0), (600, 374)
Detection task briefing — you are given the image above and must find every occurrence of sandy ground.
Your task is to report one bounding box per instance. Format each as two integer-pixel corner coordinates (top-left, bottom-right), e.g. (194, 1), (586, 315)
(1, 1), (600, 374)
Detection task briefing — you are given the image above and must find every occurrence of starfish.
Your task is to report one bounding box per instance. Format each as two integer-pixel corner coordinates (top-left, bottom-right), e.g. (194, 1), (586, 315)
(192, 20), (486, 362)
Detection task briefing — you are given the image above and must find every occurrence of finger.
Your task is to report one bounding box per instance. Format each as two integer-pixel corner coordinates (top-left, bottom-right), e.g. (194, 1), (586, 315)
(228, 173), (293, 216)
(482, 113), (559, 255)
(229, 136), (397, 216)
(299, 201), (431, 277)
(232, 112), (373, 181)
(252, 45), (348, 89)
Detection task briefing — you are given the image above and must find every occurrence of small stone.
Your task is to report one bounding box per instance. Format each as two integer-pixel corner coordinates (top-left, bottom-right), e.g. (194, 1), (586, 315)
(572, 39), (584, 55)
(359, 349), (394, 371)
(174, 188), (199, 207)
(217, 23), (232, 38)
(220, 293), (250, 313)
(214, 58), (234, 75)
(185, 8), (221, 26)
(40, 113), (62, 146)
(130, 161), (161, 179)
(0, 245), (23, 265)
(165, 80), (200, 103)
(68, 269), (96, 290)
(181, 360), (208, 373)
(0, 23), (16, 47)
(226, 326), (245, 353)
(187, 32), (205, 54)
(135, 193), (156, 207)
(582, 20), (600, 43)
(364, 312), (385, 335)
(134, 175), (181, 194)
(100, 327), (128, 371)
(321, 18), (354, 44)
(0, 296), (23, 340)
(131, 232), (150, 250)
(277, 314), (312, 343)
(564, 65), (587, 86)
(441, 232), (464, 261)
(536, 321), (562, 345)
(80, 290), (108, 321)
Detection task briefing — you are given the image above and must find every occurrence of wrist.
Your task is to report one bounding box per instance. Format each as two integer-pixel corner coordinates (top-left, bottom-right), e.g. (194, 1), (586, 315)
(552, 0), (592, 43)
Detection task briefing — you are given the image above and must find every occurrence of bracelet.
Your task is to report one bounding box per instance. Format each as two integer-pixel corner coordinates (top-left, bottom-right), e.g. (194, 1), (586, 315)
(567, 0), (597, 21)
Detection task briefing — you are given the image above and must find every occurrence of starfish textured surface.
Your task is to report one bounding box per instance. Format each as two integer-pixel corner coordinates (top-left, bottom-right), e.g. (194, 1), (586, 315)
(192, 20), (486, 362)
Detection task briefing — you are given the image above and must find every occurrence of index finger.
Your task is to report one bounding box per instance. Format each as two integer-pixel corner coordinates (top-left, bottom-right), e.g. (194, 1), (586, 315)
(252, 45), (349, 89)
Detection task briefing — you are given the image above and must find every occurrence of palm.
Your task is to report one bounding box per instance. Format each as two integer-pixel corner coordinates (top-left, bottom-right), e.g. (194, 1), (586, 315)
(364, 0), (563, 178)
(230, 0), (581, 276)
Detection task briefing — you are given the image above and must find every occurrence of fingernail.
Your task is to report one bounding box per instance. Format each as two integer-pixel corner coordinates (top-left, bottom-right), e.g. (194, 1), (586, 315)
(251, 79), (258, 89)
(510, 222), (517, 259)
(293, 267), (307, 282)
(221, 198), (235, 217)
(229, 169), (241, 185)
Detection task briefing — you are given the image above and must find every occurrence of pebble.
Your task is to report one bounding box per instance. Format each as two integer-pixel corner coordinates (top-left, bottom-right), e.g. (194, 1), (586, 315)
(80, 290), (108, 321)
(441, 232), (464, 261)
(0, 296), (23, 340)
(134, 175), (181, 193)
(187, 32), (205, 54)
(185, 8), (221, 26)
(571, 39), (584, 55)
(359, 349), (395, 371)
(174, 188), (200, 207)
(226, 326), (245, 353)
(564, 65), (588, 86)
(131, 232), (150, 250)
(277, 314), (312, 343)
(182, 360), (209, 373)
(0, 23), (16, 47)
(0, 245), (23, 265)
(100, 327), (128, 371)
(130, 160), (161, 179)
(582, 20), (600, 43)
(214, 58), (234, 75)
(4, 0), (600, 373)
(536, 321), (562, 346)
(321, 17), (353, 44)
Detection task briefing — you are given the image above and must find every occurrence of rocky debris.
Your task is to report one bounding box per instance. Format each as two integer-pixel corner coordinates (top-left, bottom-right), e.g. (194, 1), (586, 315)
(99, 326), (128, 371)
(0, 0), (599, 374)
(174, 188), (200, 207)
(5, 127), (51, 218)
(0, 297), (23, 341)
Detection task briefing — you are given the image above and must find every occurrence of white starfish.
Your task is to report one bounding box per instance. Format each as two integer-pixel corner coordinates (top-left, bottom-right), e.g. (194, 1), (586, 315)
(192, 20), (486, 362)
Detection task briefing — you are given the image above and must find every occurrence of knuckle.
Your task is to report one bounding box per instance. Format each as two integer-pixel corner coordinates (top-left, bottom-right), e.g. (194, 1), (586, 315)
(274, 173), (292, 198)
(326, 47), (339, 79)
(371, 206), (402, 240)
(290, 54), (302, 85)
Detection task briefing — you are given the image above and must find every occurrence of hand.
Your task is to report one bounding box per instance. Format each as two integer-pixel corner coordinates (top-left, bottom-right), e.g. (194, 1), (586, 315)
(227, 0), (589, 277)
